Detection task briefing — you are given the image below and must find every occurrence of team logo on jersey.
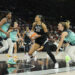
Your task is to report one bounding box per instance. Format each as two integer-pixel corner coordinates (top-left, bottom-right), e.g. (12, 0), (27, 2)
(35, 26), (42, 32)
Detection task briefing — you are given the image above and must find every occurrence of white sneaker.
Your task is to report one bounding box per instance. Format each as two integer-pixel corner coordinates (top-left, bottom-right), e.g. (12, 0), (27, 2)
(34, 56), (37, 61)
(26, 53), (31, 62)
(24, 54), (27, 60)
(54, 63), (59, 69)
(33, 51), (37, 57)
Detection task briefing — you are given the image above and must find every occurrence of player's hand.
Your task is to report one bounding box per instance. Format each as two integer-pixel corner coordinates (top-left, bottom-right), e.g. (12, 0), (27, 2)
(34, 34), (41, 39)
(37, 48), (41, 51)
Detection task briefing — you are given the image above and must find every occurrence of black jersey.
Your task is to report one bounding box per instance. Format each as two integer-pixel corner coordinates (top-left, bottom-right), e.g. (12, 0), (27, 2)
(34, 24), (45, 35)
(34, 24), (47, 45)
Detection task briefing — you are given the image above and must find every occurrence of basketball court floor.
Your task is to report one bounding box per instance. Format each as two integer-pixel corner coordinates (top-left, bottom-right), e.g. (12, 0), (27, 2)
(0, 52), (75, 75)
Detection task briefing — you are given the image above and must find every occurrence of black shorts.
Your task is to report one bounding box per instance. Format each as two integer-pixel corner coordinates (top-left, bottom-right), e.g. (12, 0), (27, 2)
(3, 37), (8, 40)
(43, 41), (57, 52)
(12, 40), (16, 43)
(0, 37), (3, 41)
(35, 36), (47, 46)
(70, 43), (75, 46)
(0, 37), (8, 40)
(0, 41), (3, 46)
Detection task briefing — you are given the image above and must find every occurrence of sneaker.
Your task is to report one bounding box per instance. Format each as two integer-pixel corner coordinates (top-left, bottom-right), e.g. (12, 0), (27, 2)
(65, 55), (71, 63)
(33, 51), (37, 57)
(54, 63), (59, 69)
(26, 54), (31, 62)
(24, 54), (27, 60)
(34, 56), (37, 61)
(25, 53), (31, 62)
(7, 58), (16, 64)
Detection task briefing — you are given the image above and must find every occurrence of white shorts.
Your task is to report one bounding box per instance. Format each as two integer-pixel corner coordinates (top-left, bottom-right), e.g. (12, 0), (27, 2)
(65, 45), (75, 62)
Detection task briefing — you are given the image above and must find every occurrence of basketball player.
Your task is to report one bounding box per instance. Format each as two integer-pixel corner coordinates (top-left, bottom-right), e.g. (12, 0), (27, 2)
(0, 11), (14, 56)
(26, 15), (59, 68)
(56, 21), (75, 62)
(8, 21), (22, 57)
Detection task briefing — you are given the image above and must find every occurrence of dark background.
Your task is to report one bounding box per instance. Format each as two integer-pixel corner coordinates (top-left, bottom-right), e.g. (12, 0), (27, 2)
(0, 0), (75, 27)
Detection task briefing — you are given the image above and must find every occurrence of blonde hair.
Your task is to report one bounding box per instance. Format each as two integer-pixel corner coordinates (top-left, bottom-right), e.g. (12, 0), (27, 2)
(59, 20), (70, 30)
(65, 20), (70, 29)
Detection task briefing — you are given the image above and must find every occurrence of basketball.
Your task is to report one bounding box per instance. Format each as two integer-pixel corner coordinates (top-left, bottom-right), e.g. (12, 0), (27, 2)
(29, 31), (38, 40)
